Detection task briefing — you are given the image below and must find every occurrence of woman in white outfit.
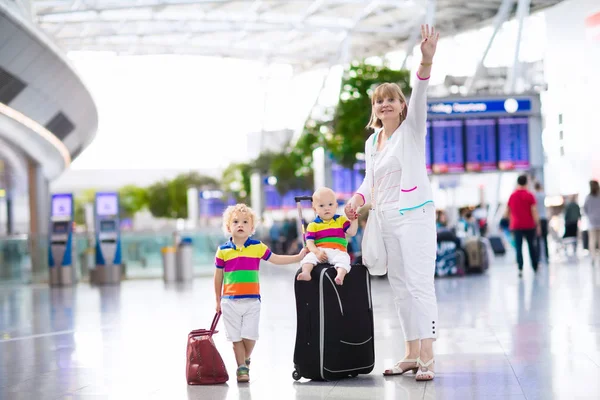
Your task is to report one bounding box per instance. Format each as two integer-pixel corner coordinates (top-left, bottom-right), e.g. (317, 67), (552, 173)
(344, 24), (439, 381)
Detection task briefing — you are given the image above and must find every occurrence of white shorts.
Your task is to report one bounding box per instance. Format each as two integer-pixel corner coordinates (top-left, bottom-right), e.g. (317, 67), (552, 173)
(301, 248), (351, 272)
(220, 298), (261, 342)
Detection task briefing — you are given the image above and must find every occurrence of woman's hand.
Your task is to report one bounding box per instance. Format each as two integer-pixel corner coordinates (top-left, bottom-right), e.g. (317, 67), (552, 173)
(345, 195), (364, 220)
(420, 24), (439, 62)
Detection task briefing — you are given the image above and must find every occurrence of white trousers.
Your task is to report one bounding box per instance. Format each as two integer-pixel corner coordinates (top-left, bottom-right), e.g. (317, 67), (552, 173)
(301, 248), (351, 272)
(379, 204), (438, 341)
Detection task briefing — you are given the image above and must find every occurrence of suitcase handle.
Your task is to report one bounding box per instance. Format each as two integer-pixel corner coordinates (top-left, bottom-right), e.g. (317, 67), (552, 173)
(294, 196), (313, 203)
(209, 312), (221, 336)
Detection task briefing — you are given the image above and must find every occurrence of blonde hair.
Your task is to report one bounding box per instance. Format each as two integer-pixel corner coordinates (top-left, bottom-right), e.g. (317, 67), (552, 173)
(222, 203), (258, 235)
(367, 83), (408, 129)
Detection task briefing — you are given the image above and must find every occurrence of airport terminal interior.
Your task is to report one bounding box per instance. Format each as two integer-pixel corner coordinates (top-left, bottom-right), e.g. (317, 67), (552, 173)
(2, 0), (600, 399)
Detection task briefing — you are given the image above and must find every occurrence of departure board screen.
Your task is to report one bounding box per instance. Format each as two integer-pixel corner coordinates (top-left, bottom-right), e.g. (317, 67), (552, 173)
(498, 117), (530, 170)
(465, 119), (497, 172)
(431, 119), (465, 173)
(426, 121), (432, 174)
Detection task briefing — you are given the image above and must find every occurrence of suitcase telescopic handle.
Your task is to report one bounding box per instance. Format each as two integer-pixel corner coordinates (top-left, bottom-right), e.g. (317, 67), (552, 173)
(294, 196), (313, 203)
(210, 312), (221, 336)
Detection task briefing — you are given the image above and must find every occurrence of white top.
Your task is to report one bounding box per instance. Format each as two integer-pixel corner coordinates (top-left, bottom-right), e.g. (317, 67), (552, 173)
(357, 74), (433, 214)
(535, 191), (547, 219)
(372, 133), (403, 211)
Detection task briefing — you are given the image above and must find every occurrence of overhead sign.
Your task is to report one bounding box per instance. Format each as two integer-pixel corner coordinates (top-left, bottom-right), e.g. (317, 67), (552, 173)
(427, 98), (532, 116)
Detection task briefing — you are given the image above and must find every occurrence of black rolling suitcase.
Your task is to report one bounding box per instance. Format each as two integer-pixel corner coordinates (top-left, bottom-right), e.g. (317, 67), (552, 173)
(291, 196), (375, 381)
(488, 235), (506, 255)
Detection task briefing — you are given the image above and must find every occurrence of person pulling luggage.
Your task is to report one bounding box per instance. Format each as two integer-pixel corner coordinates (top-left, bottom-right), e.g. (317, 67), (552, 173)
(296, 187), (359, 285)
(214, 204), (308, 383)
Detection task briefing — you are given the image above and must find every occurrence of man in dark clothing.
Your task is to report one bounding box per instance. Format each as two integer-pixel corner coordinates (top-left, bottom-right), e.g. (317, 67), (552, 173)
(506, 175), (540, 277)
(563, 195), (581, 254)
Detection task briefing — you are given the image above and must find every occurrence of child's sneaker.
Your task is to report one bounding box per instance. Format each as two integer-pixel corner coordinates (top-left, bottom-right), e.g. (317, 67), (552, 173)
(237, 365), (250, 383)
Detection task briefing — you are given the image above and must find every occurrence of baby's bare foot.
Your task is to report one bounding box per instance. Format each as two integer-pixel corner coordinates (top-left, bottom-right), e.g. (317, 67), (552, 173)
(334, 271), (346, 285)
(297, 272), (312, 281)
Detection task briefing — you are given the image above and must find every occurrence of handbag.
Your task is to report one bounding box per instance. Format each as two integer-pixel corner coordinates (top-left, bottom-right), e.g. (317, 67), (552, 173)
(186, 312), (229, 385)
(361, 133), (387, 276)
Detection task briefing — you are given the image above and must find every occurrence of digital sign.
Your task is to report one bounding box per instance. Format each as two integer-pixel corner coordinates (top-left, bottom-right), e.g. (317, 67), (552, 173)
(431, 119), (465, 173)
(498, 117), (530, 171)
(465, 119), (497, 172)
(426, 122), (432, 174)
(96, 193), (119, 216)
(99, 220), (117, 233)
(52, 221), (69, 234)
(427, 98), (532, 116)
(51, 194), (73, 218)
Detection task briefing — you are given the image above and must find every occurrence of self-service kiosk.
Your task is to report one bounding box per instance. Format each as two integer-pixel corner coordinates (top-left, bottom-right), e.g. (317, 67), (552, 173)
(48, 193), (76, 286)
(94, 192), (122, 285)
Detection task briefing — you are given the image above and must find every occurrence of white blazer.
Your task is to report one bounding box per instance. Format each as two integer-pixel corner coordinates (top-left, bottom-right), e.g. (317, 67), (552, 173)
(356, 74), (434, 214)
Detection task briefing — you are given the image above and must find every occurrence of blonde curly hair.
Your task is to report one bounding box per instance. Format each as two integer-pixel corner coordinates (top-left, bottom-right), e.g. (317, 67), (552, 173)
(222, 203), (258, 236)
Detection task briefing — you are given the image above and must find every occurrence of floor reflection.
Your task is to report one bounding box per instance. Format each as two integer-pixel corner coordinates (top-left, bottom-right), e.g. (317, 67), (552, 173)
(0, 255), (599, 399)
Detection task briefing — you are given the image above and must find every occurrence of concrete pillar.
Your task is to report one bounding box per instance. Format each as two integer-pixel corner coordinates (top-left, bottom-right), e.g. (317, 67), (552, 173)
(27, 159), (49, 282)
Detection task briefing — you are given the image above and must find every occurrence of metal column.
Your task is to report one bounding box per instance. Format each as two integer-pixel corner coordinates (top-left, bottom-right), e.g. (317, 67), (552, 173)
(507, 0), (531, 93)
(467, 0), (515, 94)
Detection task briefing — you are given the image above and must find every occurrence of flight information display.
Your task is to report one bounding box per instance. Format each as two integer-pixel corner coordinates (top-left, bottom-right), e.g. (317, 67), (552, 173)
(465, 119), (497, 172)
(431, 119), (465, 173)
(498, 117), (530, 170)
(425, 122), (432, 174)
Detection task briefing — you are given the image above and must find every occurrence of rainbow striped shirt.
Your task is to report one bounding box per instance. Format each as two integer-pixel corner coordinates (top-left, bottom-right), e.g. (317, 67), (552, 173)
(215, 238), (272, 300)
(305, 215), (351, 252)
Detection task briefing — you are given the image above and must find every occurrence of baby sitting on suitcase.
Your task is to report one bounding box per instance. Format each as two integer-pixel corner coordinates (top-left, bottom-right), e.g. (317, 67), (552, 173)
(214, 203), (307, 383)
(297, 187), (359, 285)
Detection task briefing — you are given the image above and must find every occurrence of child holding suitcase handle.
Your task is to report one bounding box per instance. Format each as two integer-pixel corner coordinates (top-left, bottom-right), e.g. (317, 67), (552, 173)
(214, 204), (308, 383)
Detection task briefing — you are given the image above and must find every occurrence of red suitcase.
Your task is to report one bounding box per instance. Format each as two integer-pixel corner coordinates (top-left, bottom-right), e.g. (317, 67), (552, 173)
(186, 312), (229, 385)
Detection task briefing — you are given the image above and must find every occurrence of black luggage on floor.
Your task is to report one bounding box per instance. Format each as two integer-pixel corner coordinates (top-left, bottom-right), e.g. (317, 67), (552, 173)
(292, 263), (375, 381)
(488, 235), (506, 255)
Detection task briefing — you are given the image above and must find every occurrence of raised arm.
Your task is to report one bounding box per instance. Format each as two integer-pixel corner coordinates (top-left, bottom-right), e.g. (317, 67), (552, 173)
(406, 24), (439, 137)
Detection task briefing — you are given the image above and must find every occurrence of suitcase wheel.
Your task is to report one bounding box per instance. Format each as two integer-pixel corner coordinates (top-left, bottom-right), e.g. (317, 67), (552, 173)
(350, 372), (358, 378)
(292, 370), (301, 381)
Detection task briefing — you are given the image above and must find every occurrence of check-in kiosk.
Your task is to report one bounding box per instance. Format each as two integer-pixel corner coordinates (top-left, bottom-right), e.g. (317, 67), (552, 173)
(94, 192), (122, 284)
(48, 193), (76, 286)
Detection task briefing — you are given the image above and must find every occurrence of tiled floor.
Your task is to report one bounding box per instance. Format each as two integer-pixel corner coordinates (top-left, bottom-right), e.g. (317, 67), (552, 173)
(1, 253), (599, 400)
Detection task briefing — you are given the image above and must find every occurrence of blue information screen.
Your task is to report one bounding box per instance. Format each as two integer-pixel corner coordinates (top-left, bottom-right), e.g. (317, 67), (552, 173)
(498, 117), (530, 171)
(431, 119), (464, 173)
(425, 121), (432, 174)
(465, 119), (497, 172)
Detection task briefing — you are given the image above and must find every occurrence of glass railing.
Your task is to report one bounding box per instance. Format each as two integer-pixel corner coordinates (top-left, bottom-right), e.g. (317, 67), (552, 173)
(0, 229), (228, 283)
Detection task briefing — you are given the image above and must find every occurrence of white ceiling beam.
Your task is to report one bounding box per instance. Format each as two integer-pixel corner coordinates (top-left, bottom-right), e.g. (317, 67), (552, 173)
(41, 19), (414, 36)
(34, 0), (415, 16)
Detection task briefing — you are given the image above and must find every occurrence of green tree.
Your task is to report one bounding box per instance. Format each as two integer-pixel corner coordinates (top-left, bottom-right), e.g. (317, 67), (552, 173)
(146, 172), (219, 219)
(118, 185), (148, 219)
(146, 181), (170, 219)
(221, 162), (252, 203)
(74, 189), (96, 226)
(313, 62), (411, 167)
